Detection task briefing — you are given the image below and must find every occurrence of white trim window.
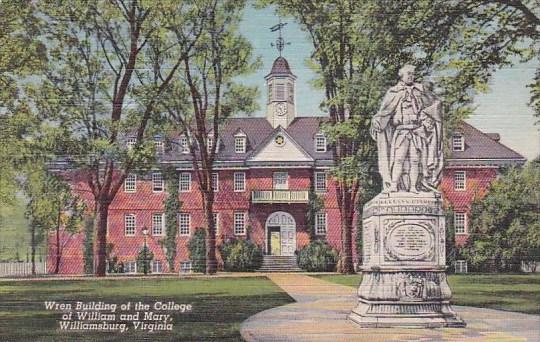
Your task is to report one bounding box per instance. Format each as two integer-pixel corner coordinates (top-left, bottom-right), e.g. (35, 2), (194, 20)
(207, 136), (214, 153)
(124, 261), (137, 274)
(315, 171), (327, 192)
(152, 172), (164, 192)
(151, 260), (163, 273)
(235, 136), (246, 153)
(154, 137), (164, 155)
(180, 261), (192, 274)
(179, 213), (190, 236)
(234, 212), (246, 235)
(180, 135), (190, 154)
(273, 172), (288, 190)
(315, 134), (327, 152)
(126, 137), (137, 150)
(454, 212), (467, 234)
(234, 172), (246, 192)
(152, 213), (164, 236)
(455, 260), (468, 273)
(124, 214), (136, 236)
(452, 134), (465, 151)
(212, 212), (219, 234)
(315, 212), (327, 235)
(212, 172), (219, 192)
(454, 171), (466, 191)
(179, 172), (191, 192)
(124, 173), (137, 193)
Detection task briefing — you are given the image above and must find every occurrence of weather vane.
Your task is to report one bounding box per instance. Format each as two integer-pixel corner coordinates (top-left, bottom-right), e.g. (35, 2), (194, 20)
(270, 19), (290, 56)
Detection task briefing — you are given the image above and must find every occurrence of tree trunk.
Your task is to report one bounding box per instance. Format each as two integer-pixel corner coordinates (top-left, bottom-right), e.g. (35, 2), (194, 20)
(94, 200), (110, 277)
(338, 192), (355, 274)
(31, 224), (36, 275)
(204, 191), (217, 274)
(54, 209), (62, 274)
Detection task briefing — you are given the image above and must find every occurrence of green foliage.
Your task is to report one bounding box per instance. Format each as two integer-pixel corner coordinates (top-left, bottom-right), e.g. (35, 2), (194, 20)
(83, 216), (94, 274)
(462, 162), (540, 272)
(188, 228), (206, 273)
(444, 206), (460, 273)
(306, 189), (324, 241)
(136, 245), (154, 275)
(298, 240), (339, 272)
(220, 239), (263, 272)
(163, 168), (182, 272)
(105, 243), (121, 274)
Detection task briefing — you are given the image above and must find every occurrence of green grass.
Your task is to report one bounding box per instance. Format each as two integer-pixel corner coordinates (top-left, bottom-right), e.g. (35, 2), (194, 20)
(0, 276), (294, 341)
(312, 273), (540, 315)
(0, 195), (45, 262)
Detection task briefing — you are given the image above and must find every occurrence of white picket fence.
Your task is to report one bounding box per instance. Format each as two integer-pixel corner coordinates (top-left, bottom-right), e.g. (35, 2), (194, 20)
(0, 261), (47, 277)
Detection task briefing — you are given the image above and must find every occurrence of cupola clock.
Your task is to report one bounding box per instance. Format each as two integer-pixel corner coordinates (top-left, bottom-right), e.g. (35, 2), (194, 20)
(275, 102), (287, 116)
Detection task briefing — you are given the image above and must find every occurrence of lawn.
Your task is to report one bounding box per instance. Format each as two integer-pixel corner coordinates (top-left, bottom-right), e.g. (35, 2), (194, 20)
(0, 276), (294, 341)
(312, 273), (540, 315)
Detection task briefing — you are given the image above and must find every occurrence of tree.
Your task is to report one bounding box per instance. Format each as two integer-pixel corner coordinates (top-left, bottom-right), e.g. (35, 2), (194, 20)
(22, 168), (85, 274)
(163, 167), (182, 272)
(161, 0), (259, 274)
(306, 188), (324, 242)
(462, 162), (540, 272)
(83, 216), (95, 274)
(188, 228), (206, 273)
(26, 1), (211, 276)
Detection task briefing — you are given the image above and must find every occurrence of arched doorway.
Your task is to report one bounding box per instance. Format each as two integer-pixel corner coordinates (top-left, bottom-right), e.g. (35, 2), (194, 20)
(265, 211), (296, 256)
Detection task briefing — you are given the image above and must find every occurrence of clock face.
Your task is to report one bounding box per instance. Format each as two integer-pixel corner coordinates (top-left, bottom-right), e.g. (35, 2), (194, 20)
(275, 102), (287, 116)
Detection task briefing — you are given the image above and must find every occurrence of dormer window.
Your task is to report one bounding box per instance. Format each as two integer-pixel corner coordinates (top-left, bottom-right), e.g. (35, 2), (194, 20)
(180, 135), (190, 154)
(234, 134), (246, 154)
(452, 134), (464, 151)
(315, 134), (327, 153)
(127, 137), (137, 150)
(154, 137), (164, 155)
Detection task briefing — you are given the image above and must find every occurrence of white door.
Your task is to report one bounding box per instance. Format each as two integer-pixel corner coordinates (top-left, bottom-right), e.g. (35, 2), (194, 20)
(281, 226), (296, 256)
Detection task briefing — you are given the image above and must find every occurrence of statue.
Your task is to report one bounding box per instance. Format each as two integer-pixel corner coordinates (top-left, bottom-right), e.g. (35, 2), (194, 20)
(370, 65), (443, 193)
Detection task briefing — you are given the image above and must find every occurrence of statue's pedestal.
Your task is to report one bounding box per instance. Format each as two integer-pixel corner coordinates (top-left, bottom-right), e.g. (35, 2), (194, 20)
(348, 192), (465, 328)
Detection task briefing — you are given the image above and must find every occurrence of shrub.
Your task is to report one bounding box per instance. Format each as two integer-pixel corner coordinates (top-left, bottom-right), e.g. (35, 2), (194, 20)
(298, 240), (338, 272)
(188, 228), (206, 273)
(221, 238), (263, 272)
(136, 245), (154, 274)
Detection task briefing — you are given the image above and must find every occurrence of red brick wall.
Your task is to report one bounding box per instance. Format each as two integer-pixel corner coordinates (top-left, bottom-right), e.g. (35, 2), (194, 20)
(440, 167), (498, 246)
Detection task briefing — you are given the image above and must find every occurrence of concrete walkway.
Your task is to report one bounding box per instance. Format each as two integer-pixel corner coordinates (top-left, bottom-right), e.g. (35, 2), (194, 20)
(241, 274), (540, 342)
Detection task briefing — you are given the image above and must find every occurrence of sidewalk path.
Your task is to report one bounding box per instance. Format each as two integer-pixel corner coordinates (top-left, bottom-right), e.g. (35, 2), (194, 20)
(241, 273), (540, 342)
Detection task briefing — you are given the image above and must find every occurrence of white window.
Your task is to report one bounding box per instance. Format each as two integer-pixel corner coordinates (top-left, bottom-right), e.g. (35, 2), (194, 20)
(152, 213), (164, 236)
(180, 135), (190, 154)
(179, 172), (191, 192)
(235, 136), (246, 153)
(455, 260), (468, 273)
(179, 213), (190, 236)
(180, 261), (192, 274)
(452, 135), (464, 151)
(234, 212), (246, 235)
(154, 137), (164, 155)
(212, 172), (219, 192)
(315, 172), (327, 192)
(124, 214), (136, 236)
(124, 261), (137, 274)
(127, 137), (137, 150)
(273, 172), (288, 190)
(207, 136), (214, 153)
(152, 172), (164, 192)
(315, 212), (327, 235)
(454, 171), (466, 191)
(454, 212), (467, 234)
(124, 173), (137, 193)
(276, 83), (285, 101)
(315, 134), (327, 152)
(212, 212), (219, 234)
(234, 172), (246, 192)
(151, 260), (163, 273)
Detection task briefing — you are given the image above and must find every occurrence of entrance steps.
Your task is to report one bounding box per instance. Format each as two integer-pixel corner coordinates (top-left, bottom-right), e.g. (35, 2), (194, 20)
(257, 255), (303, 272)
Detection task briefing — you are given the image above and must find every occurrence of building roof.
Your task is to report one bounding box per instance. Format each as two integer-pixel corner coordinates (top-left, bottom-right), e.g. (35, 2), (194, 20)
(447, 121), (526, 167)
(266, 56), (295, 78)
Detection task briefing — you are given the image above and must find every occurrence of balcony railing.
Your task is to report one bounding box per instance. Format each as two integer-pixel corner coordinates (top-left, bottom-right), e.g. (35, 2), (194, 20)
(251, 190), (309, 204)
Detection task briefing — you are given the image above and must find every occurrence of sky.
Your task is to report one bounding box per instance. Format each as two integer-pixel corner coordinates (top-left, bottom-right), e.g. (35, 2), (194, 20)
(238, 5), (540, 161)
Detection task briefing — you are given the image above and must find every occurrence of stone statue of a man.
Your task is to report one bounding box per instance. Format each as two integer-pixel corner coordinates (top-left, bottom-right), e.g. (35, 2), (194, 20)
(370, 65), (443, 193)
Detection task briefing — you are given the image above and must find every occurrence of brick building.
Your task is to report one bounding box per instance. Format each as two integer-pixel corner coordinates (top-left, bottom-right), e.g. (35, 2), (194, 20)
(49, 57), (526, 274)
